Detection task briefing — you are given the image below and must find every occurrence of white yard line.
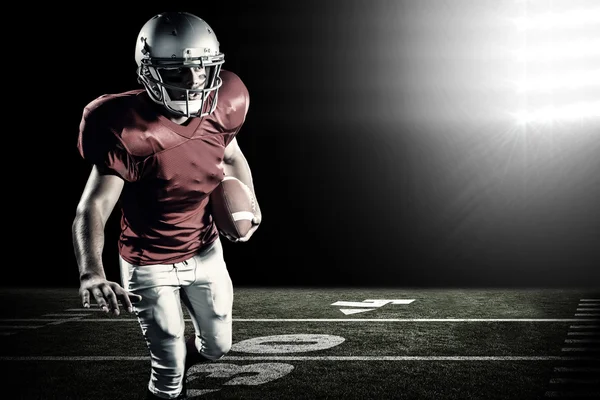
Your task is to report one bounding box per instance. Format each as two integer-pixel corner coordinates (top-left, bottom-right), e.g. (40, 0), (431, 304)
(42, 314), (90, 317)
(231, 318), (600, 322)
(1, 355), (598, 361)
(544, 391), (600, 398)
(1, 318), (600, 322)
(0, 326), (43, 329)
(553, 367), (600, 372)
(570, 325), (599, 329)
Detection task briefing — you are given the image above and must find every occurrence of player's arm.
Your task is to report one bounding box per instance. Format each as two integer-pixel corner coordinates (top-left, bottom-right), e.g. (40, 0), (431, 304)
(72, 166), (141, 315)
(223, 138), (262, 239)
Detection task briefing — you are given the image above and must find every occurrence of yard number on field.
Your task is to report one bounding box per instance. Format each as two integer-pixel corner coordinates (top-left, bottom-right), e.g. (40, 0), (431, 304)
(186, 334), (345, 398)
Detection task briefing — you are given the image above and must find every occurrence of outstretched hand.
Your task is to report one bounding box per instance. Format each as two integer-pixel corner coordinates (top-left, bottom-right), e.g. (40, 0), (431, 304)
(79, 274), (142, 316)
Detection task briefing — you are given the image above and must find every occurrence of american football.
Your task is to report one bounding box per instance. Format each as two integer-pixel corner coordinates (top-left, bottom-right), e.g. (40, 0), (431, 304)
(209, 176), (256, 239)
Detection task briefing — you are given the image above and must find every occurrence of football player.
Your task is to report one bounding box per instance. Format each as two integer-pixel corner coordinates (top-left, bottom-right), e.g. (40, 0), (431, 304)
(72, 11), (262, 399)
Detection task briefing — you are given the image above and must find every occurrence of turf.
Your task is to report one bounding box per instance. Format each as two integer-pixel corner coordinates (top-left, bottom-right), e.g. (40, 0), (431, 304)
(1, 287), (598, 399)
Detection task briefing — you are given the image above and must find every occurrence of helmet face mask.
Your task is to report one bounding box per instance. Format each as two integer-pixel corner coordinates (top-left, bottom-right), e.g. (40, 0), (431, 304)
(135, 12), (225, 118)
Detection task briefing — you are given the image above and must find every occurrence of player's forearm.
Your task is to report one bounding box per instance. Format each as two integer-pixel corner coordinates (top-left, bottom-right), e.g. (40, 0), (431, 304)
(72, 209), (108, 280)
(223, 155), (261, 215)
(223, 154), (255, 194)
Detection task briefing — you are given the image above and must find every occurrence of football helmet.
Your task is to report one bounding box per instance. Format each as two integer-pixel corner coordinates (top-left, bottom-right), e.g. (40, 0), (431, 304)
(135, 12), (225, 117)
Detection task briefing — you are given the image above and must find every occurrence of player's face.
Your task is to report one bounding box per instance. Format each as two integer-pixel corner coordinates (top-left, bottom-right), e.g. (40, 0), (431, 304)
(159, 66), (207, 100)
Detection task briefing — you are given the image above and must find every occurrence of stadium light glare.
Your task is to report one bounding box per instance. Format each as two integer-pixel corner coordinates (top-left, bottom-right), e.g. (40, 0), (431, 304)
(515, 101), (600, 124)
(513, 8), (600, 30)
(514, 39), (600, 62)
(515, 69), (600, 93)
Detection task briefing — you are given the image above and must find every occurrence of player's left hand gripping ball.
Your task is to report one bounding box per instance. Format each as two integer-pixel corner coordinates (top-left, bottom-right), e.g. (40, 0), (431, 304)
(210, 176), (261, 243)
(234, 208), (261, 243)
(231, 192), (261, 243)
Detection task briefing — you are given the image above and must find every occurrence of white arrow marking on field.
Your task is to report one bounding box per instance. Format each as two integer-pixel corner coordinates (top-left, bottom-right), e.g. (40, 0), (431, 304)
(339, 308), (376, 315)
(331, 299), (415, 315)
(364, 299), (416, 305)
(331, 300), (391, 308)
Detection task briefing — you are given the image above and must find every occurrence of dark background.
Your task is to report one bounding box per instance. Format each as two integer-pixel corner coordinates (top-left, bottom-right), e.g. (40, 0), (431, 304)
(17, 1), (599, 288)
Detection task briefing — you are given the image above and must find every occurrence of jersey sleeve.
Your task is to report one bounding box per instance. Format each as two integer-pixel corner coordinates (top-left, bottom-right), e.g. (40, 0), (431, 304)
(77, 100), (140, 182)
(217, 70), (250, 148)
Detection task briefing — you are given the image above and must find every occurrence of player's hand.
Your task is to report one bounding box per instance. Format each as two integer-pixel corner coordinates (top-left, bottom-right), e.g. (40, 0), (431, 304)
(222, 211), (261, 243)
(237, 211), (262, 243)
(79, 274), (142, 316)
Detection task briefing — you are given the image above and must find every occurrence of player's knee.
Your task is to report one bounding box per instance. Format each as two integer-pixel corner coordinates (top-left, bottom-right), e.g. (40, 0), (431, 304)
(202, 337), (231, 360)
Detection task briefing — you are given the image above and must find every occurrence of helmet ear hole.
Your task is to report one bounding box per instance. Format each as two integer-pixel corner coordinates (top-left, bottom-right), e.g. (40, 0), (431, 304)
(137, 66), (163, 102)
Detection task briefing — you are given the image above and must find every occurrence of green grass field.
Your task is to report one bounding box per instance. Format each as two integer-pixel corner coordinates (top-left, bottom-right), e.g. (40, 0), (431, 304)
(1, 287), (598, 399)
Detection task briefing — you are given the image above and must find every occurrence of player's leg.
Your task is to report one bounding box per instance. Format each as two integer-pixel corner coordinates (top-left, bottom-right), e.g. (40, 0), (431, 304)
(181, 238), (234, 364)
(120, 258), (187, 399)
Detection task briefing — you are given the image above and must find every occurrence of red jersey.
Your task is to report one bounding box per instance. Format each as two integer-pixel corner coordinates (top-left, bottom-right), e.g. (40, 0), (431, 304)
(77, 70), (249, 265)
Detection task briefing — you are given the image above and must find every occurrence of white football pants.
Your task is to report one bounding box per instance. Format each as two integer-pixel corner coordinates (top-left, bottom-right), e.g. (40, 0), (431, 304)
(119, 238), (233, 399)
